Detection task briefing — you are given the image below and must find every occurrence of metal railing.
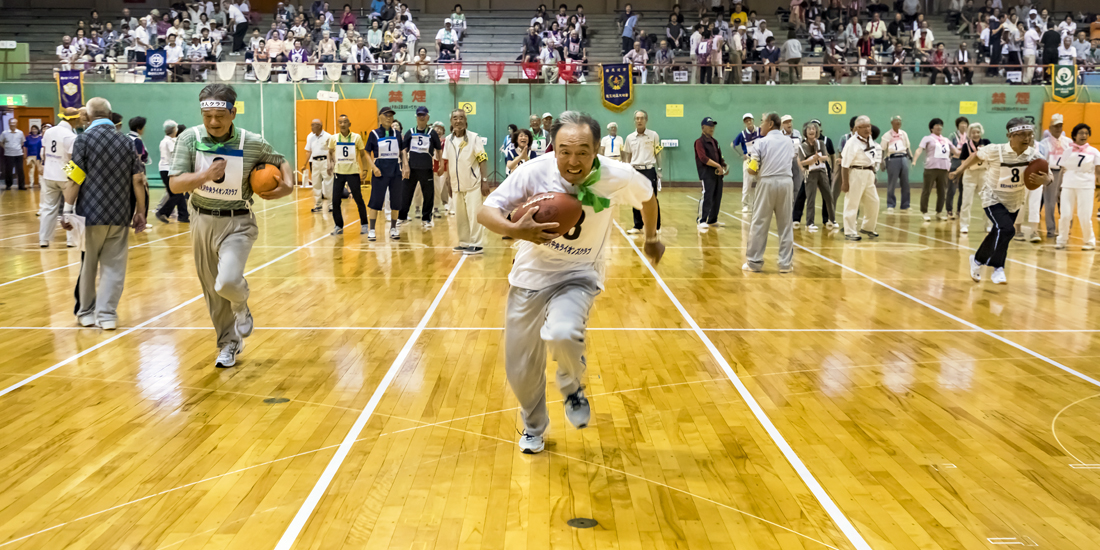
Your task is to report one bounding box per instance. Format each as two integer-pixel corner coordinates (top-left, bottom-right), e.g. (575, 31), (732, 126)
(0, 59), (1078, 86)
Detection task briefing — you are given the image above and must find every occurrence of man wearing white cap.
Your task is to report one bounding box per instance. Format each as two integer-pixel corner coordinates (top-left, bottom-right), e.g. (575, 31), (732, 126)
(304, 118), (333, 213)
(599, 122), (624, 161)
(1022, 15), (1040, 83)
(542, 113), (554, 148)
(436, 18), (458, 59)
(840, 115), (882, 241)
(1033, 113), (1072, 240)
(39, 107), (84, 248)
(731, 112), (760, 213)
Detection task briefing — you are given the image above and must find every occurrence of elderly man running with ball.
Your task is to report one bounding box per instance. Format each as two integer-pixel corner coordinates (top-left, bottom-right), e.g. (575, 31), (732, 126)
(168, 84), (295, 368)
(477, 111), (663, 454)
(951, 117), (1050, 285)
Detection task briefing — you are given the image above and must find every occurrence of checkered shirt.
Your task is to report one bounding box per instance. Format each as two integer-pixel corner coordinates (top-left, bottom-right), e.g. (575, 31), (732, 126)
(72, 125), (143, 226)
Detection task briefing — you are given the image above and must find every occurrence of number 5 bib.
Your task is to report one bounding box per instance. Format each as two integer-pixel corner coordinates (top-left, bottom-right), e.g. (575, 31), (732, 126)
(410, 133), (430, 154)
(194, 129), (246, 201)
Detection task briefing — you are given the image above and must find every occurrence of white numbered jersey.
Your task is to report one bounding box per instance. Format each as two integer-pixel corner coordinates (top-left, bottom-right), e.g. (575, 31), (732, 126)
(41, 123), (76, 181)
(1060, 145), (1100, 189)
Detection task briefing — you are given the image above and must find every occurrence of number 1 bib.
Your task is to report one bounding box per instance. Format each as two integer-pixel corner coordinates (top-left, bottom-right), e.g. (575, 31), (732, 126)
(193, 129), (246, 201)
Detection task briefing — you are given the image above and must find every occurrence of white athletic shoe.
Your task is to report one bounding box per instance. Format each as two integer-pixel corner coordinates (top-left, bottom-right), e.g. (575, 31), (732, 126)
(1084, 243), (1096, 251)
(236, 307), (254, 338)
(923, 214), (932, 221)
(39, 241), (49, 248)
(968, 255), (982, 282)
(886, 207), (895, 215)
(626, 228), (640, 234)
(1028, 233), (1042, 243)
(390, 227), (401, 240)
(697, 222), (709, 231)
(564, 388), (590, 429)
(1055, 243), (1066, 250)
(518, 430), (545, 454)
(216, 340), (244, 368)
(807, 224), (819, 232)
(960, 225), (969, 234)
(991, 267), (1007, 284)
(742, 206), (750, 213)
(367, 229), (377, 242)
(778, 265), (793, 273)
(78, 314), (96, 327)
(825, 221), (835, 230)
(423, 221), (434, 230)
(792, 221), (801, 229)
(742, 262), (762, 273)
(98, 320), (117, 330)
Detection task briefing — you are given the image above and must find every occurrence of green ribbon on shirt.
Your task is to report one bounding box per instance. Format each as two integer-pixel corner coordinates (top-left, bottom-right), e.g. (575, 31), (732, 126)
(575, 157), (611, 212)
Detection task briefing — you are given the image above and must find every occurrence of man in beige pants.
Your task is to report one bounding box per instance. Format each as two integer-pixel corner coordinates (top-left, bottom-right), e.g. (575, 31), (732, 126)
(840, 115), (882, 241)
(304, 119), (333, 212)
(442, 109), (489, 255)
(39, 107), (84, 248)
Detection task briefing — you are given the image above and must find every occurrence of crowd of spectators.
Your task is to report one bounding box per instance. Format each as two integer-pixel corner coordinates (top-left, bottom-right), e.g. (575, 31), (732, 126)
(53, 0), (471, 82)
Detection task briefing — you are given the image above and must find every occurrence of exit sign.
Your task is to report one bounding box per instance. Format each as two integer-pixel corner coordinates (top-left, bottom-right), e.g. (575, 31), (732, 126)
(2, 95), (28, 106)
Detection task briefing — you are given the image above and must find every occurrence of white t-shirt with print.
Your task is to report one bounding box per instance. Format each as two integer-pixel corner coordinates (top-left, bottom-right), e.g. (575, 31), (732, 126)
(1060, 145), (1100, 189)
(976, 143), (1042, 211)
(483, 154), (653, 291)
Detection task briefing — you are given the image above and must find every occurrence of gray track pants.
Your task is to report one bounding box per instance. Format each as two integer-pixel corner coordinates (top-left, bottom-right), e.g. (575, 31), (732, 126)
(1045, 169), (1063, 237)
(746, 175), (794, 271)
(505, 277), (599, 437)
(190, 211), (258, 349)
(75, 225), (129, 323)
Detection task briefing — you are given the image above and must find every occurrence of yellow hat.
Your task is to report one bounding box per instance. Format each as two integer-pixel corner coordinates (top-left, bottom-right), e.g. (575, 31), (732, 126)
(59, 107), (82, 120)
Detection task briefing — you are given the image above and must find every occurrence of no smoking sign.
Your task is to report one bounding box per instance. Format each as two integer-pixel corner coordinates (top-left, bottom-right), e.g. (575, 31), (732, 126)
(828, 101), (846, 115)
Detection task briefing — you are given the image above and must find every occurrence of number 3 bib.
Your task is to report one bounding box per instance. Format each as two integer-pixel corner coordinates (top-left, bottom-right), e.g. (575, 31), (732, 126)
(194, 129), (246, 201)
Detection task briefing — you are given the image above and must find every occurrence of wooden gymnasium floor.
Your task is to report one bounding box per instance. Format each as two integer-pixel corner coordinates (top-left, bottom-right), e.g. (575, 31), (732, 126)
(1, 184), (1099, 550)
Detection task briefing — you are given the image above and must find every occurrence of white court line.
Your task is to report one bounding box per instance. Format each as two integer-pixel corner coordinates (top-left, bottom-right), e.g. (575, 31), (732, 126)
(0, 212), (359, 399)
(8, 325), (1100, 334)
(878, 222), (1100, 288)
(0, 231), (38, 242)
(611, 221), (873, 550)
(0, 209), (39, 218)
(714, 207), (1100, 390)
(274, 255), (467, 550)
(0, 196), (308, 289)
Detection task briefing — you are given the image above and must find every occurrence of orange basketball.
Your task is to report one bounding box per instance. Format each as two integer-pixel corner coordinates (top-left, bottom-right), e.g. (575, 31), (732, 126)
(250, 163), (282, 195)
(1023, 158), (1049, 191)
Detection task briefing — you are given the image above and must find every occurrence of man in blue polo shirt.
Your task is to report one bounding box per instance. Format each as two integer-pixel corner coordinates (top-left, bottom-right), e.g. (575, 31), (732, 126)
(365, 105), (409, 241)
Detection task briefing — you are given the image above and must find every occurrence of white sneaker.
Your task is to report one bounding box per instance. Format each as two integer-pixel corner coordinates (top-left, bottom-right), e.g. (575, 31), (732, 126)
(825, 221), (835, 229)
(626, 228), (640, 234)
(742, 206), (750, 213)
(886, 207), (895, 215)
(78, 314), (96, 327)
(518, 430), (545, 454)
(98, 320), (117, 330)
(367, 229), (377, 241)
(991, 267), (1007, 284)
(793, 221), (801, 229)
(390, 227), (400, 240)
(215, 340), (244, 368)
(564, 388), (590, 429)
(960, 226), (968, 234)
(742, 262), (761, 273)
(807, 224), (819, 232)
(423, 221), (433, 230)
(1028, 233), (1042, 243)
(697, 222), (709, 231)
(968, 255), (981, 282)
(1055, 243), (1066, 250)
(923, 214), (932, 221)
(39, 241), (49, 248)
(236, 307), (254, 338)
(1084, 243), (1096, 251)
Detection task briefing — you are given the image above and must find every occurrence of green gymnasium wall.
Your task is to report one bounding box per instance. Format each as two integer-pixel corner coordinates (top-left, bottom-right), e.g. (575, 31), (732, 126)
(4, 81), (1054, 186)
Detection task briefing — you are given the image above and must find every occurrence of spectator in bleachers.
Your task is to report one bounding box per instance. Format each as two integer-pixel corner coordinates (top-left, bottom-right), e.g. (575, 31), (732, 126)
(666, 14), (686, 52)
(902, 0), (920, 23)
(866, 12), (887, 46)
(210, 3), (227, 29)
(653, 39), (674, 83)
(188, 35), (208, 79)
(913, 26), (933, 62)
(538, 40), (561, 82)
(1005, 21), (1023, 67)
(156, 12), (172, 40)
(378, 0), (396, 22)
(927, 42), (948, 83)
(402, 14), (420, 56)
(312, 19), (328, 47)
(697, 29), (713, 83)
(121, 9), (139, 32)
(522, 26), (542, 62)
(385, 20), (404, 57)
(319, 32), (339, 61)
(531, 5), (547, 27)
(1057, 34), (1076, 64)
(265, 30), (287, 61)
(843, 16), (862, 51)
(790, 0), (807, 34)
(165, 34), (185, 80)
(555, 4), (569, 28)
(267, 22), (285, 42)
(952, 40), (974, 84)
(286, 37), (309, 62)
(546, 21), (564, 57)
(824, 38), (848, 81)
(617, 3), (633, 35)
(351, 38), (376, 81)
(753, 20), (773, 57)
(730, 1), (748, 27)
(958, 0), (977, 36)
(624, 40), (648, 83)
(413, 47), (432, 82)
(339, 4), (356, 28)
(638, 29), (656, 53)
(622, 10), (640, 55)
(390, 43), (410, 82)
(451, 5), (467, 39)
(887, 12), (906, 43)
(57, 36), (80, 71)
(1072, 31), (1091, 63)
(196, 13), (211, 34)
(131, 17), (151, 62)
(366, 20), (384, 54)
(340, 26), (360, 59)
(808, 15), (826, 50)
(575, 4), (588, 40)
(825, 0), (843, 30)
(1022, 21), (1039, 81)
(1091, 14), (1100, 40)
(889, 38), (908, 82)
(564, 29), (586, 67)
(783, 31), (803, 83)
(1057, 14), (1075, 37)
(730, 25), (747, 80)
(761, 35), (780, 84)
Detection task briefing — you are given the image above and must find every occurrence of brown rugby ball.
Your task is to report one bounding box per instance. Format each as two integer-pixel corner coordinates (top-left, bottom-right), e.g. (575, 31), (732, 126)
(510, 192), (583, 233)
(250, 163), (282, 195)
(1023, 158), (1049, 191)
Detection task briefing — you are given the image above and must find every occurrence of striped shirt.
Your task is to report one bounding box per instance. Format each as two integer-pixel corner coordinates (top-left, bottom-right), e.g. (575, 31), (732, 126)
(976, 143), (1041, 211)
(169, 125), (285, 211)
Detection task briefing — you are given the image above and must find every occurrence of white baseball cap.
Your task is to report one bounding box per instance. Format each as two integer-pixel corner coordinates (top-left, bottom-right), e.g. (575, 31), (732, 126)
(742, 112), (754, 120)
(1051, 113), (1063, 124)
(781, 115), (793, 123)
(542, 112), (553, 119)
(444, 18), (452, 24)
(607, 122), (618, 129)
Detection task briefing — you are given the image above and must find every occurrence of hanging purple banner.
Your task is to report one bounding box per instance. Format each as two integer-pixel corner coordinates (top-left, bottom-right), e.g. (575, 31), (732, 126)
(56, 70), (83, 110)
